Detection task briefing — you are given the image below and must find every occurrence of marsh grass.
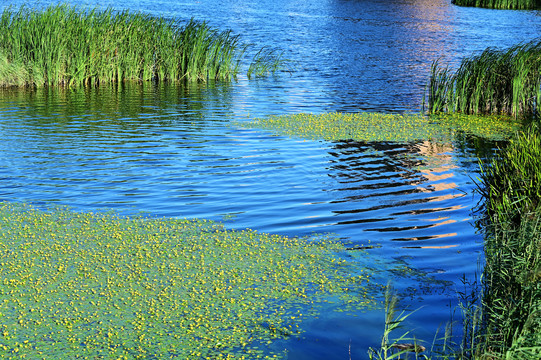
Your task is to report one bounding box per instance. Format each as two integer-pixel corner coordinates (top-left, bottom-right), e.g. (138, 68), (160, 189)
(0, 202), (375, 359)
(425, 39), (541, 118)
(478, 216), (541, 359)
(247, 47), (287, 79)
(0, 4), (282, 87)
(473, 124), (541, 359)
(239, 112), (519, 143)
(477, 125), (541, 225)
(368, 286), (428, 360)
(452, 0), (541, 9)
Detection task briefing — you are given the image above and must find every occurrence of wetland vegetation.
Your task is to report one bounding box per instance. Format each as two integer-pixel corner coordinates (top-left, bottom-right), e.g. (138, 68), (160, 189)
(472, 125), (541, 359)
(452, 0), (541, 9)
(425, 38), (541, 118)
(0, 4), (281, 87)
(0, 202), (374, 359)
(239, 112), (519, 143)
(0, 1), (539, 359)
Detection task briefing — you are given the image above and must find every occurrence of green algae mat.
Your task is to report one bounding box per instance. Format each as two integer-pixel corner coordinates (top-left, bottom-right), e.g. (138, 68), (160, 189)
(0, 203), (373, 359)
(238, 112), (521, 142)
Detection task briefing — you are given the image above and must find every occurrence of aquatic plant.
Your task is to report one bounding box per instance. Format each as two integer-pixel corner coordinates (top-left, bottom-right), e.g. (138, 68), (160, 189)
(368, 285), (427, 360)
(477, 125), (541, 225)
(452, 0), (541, 9)
(0, 3), (282, 87)
(425, 39), (541, 118)
(478, 215), (541, 359)
(247, 47), (287, 79)
(472, 125), (541, 358)
(239, 112), (519, 143)
(0, 202), (374, 358)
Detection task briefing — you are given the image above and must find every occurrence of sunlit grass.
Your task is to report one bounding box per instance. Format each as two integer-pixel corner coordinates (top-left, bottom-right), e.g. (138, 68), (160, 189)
(0, 3), (282, 87)
(239, 112), (520, 143)
(425, 39), (541, 118)
(0, 202), (374, 359)
(452, 0), (541, 9)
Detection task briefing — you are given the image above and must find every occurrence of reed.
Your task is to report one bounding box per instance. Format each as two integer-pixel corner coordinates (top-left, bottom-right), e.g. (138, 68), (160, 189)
(368, 285), (427, 360)
(452, 0), (541, 9)
(0, 4), (281, 87)
(425, 39), (541, 118)
(477, 125), (541, 225)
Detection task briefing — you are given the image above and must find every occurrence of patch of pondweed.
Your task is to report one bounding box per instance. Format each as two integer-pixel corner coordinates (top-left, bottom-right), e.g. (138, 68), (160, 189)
(0, 202), (374, 359)
(238, 112), (519, 143)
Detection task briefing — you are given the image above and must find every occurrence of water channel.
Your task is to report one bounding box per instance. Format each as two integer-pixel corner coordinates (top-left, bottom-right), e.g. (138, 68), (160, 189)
(1, 0), (540, 358)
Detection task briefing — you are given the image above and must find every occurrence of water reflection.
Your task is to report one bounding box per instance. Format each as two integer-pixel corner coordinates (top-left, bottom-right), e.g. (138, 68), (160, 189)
(324, 138), (468, 250)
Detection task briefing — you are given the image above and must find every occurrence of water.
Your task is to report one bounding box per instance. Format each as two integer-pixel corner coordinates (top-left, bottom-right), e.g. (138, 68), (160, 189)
(0, 0), (539, 357)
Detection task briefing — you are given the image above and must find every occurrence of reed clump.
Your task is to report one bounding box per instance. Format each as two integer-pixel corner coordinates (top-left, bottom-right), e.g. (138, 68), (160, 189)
(425, 39), (541, 119)
(452, 0), (541, 9)
(473, 125), (541, 359)
(0, 4), (280, 87)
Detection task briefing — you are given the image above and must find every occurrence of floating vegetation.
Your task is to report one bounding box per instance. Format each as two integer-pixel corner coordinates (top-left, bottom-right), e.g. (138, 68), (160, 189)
(425, 39), (541, 118)
(239, 112), (519, 143)
(452, 0), (541, 9)
(0, 3), (282, 87)
(0, 202), (374, 359)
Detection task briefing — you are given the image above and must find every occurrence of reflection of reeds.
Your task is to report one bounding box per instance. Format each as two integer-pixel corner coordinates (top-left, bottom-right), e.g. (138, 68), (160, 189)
(425, 40), (541, 119)
(0, 3), (281, 87)
(452, 0), (541, 9)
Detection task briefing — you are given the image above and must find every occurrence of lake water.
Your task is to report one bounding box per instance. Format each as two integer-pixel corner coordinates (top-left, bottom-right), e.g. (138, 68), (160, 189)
(1, 0), (540, 358)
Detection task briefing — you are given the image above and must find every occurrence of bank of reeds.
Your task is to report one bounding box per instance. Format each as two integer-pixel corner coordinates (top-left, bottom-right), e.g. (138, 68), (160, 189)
(425, 39), (541, 119)
(473, 125), (541, 359)
(452, 0), (541, 9)
(0, 4), (281, 87)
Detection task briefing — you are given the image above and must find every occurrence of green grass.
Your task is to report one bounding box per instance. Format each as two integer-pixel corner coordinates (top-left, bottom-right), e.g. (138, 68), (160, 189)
(477, 125), (541, 225)
(239, 112), (520, 143)
(452, 0), (541, 9)
(0, 3), (282, 87)
(0, 202), (374, 359)
(473, 125), (541, 359)
(425, 39), (541, 118)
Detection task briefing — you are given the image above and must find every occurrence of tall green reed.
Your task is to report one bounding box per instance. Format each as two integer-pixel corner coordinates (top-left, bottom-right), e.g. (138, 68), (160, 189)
(452, 0), (541, 9)
(425, 39), (541, 119)
(477, 125), (541, 225)
(471, 124), (541, 359)
(368, 285), (428, 360)
(0, 3), (282, 87)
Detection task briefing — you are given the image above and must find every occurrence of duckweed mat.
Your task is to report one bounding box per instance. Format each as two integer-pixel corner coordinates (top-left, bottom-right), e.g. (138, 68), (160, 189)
(239, 112), (520, 142)
(0, 203), (373, 359)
